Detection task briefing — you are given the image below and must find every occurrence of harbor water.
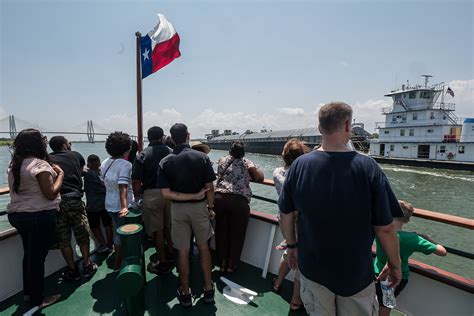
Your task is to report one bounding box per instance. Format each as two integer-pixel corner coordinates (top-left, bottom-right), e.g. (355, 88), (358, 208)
(0, 143), (472, 279)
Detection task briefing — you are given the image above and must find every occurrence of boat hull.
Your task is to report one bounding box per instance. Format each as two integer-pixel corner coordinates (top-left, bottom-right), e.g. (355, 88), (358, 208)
(0, 213), (472, 315)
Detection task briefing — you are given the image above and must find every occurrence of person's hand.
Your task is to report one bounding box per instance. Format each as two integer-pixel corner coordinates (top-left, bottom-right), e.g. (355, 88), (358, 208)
(118, 207), (129, 218)
(377, 263), (402, 288)
(287, 248), (298, 270)
(195, 187), (210, 200)
(51, 164), (64, 176)
(208, 209), (215, 220)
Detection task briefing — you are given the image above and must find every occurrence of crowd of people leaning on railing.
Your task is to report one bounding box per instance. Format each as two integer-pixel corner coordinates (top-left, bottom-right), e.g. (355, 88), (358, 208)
(5, 101), (447, 315)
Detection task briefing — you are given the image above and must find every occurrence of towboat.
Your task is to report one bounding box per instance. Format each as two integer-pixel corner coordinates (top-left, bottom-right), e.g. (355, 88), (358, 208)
(369, 75), (474, 171)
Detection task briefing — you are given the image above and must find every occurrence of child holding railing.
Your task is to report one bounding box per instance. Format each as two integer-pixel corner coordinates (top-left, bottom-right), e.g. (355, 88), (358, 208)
(374, 200), (447, 316)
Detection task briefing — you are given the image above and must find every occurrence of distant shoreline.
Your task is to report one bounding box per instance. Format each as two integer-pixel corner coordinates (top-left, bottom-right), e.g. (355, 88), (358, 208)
(0, 141), (12, 147)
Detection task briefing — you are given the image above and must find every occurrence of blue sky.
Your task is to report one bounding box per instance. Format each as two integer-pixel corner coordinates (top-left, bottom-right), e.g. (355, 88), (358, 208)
(1, 0), (473, 138)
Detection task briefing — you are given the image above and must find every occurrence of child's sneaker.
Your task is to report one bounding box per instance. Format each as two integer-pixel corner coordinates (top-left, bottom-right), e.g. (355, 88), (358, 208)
(203, 285), (215, 304)
(176, 286), (192, 308)
(61, 267), (81, 281)
(147, 261), (173, 275)
(83, 262), (98, 279)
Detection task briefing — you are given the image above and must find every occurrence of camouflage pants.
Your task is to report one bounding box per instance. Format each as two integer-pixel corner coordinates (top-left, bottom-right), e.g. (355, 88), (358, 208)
(51, 198), (91, 249)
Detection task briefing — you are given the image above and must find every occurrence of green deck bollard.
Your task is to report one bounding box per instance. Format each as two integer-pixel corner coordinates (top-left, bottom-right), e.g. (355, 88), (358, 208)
(124, 207), (143, 226)
(116, 223), (146, 315)
(116, 256), (143, 296)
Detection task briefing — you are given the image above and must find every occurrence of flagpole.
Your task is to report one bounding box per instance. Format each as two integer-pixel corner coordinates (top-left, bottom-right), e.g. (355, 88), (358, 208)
(135, 31), (144, 152)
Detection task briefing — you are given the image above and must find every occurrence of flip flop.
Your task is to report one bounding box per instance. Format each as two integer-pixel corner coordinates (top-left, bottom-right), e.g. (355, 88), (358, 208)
(290, 301), (303, 311)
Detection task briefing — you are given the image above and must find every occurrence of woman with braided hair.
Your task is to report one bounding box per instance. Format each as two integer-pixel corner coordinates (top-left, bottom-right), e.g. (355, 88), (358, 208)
(7, 128), (64, 312)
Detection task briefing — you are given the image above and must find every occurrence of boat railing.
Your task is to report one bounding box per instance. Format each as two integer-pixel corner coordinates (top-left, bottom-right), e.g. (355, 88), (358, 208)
(247, 179), (474, 294)
(432, 102), (456, 111)
(0, 182), (473, 293)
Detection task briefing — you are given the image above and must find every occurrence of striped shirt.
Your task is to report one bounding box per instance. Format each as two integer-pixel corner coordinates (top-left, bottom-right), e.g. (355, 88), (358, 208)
(100, 158), (133, 213)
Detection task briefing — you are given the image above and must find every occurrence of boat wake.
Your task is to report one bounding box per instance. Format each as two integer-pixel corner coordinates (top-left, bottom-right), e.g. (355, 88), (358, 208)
(382, 167), (474, 182)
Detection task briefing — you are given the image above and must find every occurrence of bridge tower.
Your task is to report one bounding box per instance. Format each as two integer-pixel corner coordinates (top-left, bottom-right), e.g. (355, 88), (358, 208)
(9, 115), (17, 139)
(87, 120), (95, 143)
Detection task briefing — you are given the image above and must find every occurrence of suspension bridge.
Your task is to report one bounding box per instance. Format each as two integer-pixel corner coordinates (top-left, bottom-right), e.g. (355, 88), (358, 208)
(0, 115), (137, 142)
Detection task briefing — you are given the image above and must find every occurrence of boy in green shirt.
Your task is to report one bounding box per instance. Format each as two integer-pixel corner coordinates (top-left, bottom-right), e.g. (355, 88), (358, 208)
(374, 200), (447, 316)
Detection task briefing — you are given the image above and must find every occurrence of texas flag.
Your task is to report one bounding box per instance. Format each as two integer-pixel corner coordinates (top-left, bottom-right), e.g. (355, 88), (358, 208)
(141, 14), (181, 79)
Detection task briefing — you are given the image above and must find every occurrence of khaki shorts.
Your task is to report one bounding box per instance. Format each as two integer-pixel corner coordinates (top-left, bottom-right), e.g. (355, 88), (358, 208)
(170, 201), (213, 251)
(52, 198), (91, 249)
(300, 273), (378, 316)
(142, 189), (171, 236)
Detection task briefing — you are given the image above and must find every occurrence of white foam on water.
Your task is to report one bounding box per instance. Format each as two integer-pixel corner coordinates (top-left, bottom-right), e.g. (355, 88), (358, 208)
(383, 166), (474, 182)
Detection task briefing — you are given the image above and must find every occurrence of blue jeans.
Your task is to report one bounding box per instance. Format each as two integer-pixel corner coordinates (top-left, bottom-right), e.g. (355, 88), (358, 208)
(8, 210), (57, 306)
(108, 212), (122, 245)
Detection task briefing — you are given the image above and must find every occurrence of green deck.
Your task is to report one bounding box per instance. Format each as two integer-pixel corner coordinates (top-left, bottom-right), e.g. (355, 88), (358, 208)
(0, 248), (307, 315)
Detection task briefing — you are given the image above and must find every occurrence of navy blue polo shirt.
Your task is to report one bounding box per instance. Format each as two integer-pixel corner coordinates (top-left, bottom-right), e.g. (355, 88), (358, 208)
(156, 144), (216, 196)
(132, 142), (172, 191)
(278, 150), (402, 296)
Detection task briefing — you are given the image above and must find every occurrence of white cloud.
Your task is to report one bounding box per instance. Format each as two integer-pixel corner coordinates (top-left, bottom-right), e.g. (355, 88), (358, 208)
(351, 99), (391, 132)
(98, 108), (184, 136)
(188, 108), (318, 137)
(339, 60), (349, 67)
(448, 79), (474, 117)
(96, 79), (473, 139)
(277, 107), (305, 116)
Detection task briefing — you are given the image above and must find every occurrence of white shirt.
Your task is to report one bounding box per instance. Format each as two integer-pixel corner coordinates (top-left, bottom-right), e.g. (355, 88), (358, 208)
(272, 166), (288, 196)
(100, 158), (133, 213)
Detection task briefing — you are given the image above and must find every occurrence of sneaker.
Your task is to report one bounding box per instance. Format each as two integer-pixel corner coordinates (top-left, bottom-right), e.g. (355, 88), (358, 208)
(39, 294), (61, 309)
(83, 262), (98, 279)
(176, 286), (192, 308)
(203, 285), (215, 304)
(97, 244), (110, 254)
(147, 261), (173, 275)
(61, 267), (80, 281)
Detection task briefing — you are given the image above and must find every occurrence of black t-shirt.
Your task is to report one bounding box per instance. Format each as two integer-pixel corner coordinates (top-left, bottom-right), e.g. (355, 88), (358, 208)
(156, 144), (216, 196)
(50, 150), (85, 197)
(278, 150), (402, 297)
(83, 169), (106, 212)
(131, 142), (172, 191)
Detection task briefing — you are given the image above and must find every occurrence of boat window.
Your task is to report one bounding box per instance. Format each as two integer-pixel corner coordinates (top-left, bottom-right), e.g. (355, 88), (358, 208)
(440, 145), (446, 153)
(427, 129), (433, 133)
(409, 129), (414, 136)
(401, 114), (407, 122)
(384, 130), (389, 134)
(413, 113), (418, 120)
(403, 93), (406, 98)
(443, 116), (447, 120)
(400, 129), (405, 136)
(390, 145), (394, 151)
(421, 91), (431, 99)
(392, 116), (396, 122)
(409, 91), (417, 99)
(430, 112), (435, 119)
(395, 94), (401, 101)
(458, 146), (465, 154)
(403, 145), (409, 149)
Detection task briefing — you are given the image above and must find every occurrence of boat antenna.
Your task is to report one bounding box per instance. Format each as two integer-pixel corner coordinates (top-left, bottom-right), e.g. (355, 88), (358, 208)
(422, 74), (433, 88)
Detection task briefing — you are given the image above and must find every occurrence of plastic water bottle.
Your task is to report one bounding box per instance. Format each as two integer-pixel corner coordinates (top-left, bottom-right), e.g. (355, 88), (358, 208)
(380, 279), (396, 308)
